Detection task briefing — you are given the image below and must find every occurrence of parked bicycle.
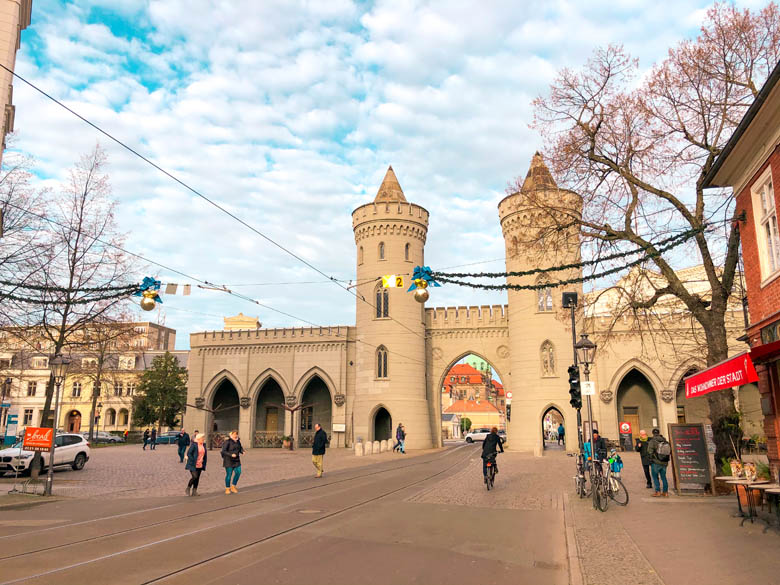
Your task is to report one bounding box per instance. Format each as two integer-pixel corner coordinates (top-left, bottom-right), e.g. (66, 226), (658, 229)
(571, 452), (590, 498)
(590, 449), (629, 511)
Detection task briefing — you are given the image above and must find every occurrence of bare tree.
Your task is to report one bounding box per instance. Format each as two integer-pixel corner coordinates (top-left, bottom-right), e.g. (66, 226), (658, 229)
(527, 3), (780, 467)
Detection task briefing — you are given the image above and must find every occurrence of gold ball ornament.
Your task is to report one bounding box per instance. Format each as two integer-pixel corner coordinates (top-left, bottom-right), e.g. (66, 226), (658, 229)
(413, 287), (429, 303)
(140, 290), (157, 311)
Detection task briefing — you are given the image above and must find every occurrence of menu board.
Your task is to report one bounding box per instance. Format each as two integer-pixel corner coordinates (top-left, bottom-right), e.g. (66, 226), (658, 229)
(668, 423), (712, 494)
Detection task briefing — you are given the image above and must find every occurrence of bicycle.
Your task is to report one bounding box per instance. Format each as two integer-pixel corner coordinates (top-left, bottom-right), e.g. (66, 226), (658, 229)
(604, 449), (629, 506)
(571, 452), (590, 498)
(591, 457), (609, 512)
(484, 452), (498, 491)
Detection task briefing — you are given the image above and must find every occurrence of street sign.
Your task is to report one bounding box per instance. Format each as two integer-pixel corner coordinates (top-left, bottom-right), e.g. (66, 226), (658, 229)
(23, 427), (53, 452)
(505, 391), (513, 400)
(581, 381), (595, 396)
(0, 403), (9, 409)
(382, 275), (404, 288)
(4, 413), (17, 445)
(619, 421), (631, 434)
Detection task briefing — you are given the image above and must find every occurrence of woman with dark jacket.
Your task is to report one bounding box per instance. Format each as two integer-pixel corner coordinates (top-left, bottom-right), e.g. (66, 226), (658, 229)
(635, 430), (653, 489)
(221, 430), (244, 494)
(185, 433), (207, 496)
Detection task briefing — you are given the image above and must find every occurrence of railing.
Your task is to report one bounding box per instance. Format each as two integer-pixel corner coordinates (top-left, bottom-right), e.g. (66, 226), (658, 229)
(298, 431), (315, 448)
(210, 433), (226, 450)
(254, 431), (284, 448)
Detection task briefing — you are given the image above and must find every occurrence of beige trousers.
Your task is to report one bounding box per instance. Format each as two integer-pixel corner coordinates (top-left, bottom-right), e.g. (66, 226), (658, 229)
(312, 454), (324, 477)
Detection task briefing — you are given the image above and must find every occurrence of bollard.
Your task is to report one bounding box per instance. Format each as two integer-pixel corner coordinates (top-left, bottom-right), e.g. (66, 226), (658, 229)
(354, 442), (364, 457)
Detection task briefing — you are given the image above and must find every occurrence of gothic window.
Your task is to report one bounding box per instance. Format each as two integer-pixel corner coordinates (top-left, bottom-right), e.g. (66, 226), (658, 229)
(359, 246), (364, 265)
(405, 243), (410, 261)
(541, 340), (556, 376)
(300, 407), (313, 431)
(376, 346), (388, 378)
(537, 276), (553, 312)
(378, 241), (385, 260)
(375, 284), (389, 318)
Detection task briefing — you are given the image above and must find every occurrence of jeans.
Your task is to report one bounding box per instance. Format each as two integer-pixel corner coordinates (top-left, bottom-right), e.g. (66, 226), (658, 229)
(651, 463), (668, 493)
(398, 440), (405, 454)
(312, 454), (324, 477)
(150, 440), (156, 450)
(225, 466), (242, 488)
(188, 468), (202, 489)
(392, 439), (400, 451)
(558, 435), (565, 445)
(178, 444), (187, 462)
(642, 463), (652, 486)
(482, 454), (498, 476)
(143, 439), (149, 450)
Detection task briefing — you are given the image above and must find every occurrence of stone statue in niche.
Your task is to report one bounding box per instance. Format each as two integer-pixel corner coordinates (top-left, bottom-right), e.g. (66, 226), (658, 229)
(541, 341), (555, 376)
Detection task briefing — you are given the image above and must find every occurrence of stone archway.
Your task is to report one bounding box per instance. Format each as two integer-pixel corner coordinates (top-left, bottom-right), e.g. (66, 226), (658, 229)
(373, 406), (392, 441)
(616, 369), (659, 444)
(299, 375), (332, 447)
(210, 379), (240, 449)
(67, 410), (82, 433)
(674, 368), (709, 424)
(254, 378), (285, 447)
(541, 406), (565, 450)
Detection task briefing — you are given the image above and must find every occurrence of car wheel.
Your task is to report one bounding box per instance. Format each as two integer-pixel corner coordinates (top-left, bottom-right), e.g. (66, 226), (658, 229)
(72, 453), (87, 471)
(466, 437), (473, 443)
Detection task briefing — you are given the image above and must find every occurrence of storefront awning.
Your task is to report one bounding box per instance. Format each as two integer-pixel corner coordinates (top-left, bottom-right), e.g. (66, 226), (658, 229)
(684, 352), (759, 399)
(749, 339), (780, 364)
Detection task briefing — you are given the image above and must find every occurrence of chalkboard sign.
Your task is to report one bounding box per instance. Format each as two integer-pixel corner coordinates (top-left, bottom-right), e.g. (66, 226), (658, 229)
(667, 423), (713, 494)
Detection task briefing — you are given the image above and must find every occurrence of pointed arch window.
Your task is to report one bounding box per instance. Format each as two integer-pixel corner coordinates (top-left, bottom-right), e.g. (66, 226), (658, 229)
(378, 242), (385, 260)
(537, 276), (553, 312)
(377, 346), (388, 378)
(359, 246), (364, 265)
(375, 283), (389, 318)
(541, 340), (556, 376)
(405, 242), (410, 261)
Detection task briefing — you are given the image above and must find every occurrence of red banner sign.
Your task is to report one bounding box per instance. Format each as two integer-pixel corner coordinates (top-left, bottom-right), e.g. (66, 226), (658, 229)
(685, 352), (758, 399)
(22, 427), (53, 452)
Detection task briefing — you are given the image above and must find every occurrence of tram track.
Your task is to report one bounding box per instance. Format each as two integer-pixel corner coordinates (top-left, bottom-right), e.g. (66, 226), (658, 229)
(2, 445), (474, 584)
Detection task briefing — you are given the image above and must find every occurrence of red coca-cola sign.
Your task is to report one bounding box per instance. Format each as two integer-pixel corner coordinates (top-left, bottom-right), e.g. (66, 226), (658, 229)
(23, 427), (53, 452)
(684, 352), (759, 399)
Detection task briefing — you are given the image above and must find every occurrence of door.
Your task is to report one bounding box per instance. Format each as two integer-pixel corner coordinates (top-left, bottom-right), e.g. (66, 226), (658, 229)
(265, 407), (279, 432)
(624, 413), (641, 444)
(67, 412), (81, 433)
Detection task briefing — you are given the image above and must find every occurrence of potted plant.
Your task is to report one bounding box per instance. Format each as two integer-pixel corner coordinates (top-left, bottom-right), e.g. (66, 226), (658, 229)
(281, 435), (292, 450)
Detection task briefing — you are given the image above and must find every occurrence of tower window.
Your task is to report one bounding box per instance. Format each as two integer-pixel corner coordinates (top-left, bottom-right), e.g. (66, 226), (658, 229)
(375, 284), (389, 318)
(377, 346), (388, 378)
(378, 242), (385, 260)
(537, 276), (553, 312)
(541, 340), (556, 376)
(405, 243), (410, 261)
(359, 246), (364, 265)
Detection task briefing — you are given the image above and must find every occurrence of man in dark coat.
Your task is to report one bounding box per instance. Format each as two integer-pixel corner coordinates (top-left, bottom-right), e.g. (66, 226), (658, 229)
(176, 429), (191, 463)
(142, 429), (150, 450)
(150, 428), (157, 450)
(635, 430), (652, 488)
(312, 423), (328, 478)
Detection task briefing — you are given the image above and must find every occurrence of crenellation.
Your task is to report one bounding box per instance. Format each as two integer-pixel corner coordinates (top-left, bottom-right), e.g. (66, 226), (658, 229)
(425, 304), (509, 329)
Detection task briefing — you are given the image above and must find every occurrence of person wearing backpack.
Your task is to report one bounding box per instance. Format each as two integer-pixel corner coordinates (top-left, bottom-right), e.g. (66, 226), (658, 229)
(647, 428), (671, 497)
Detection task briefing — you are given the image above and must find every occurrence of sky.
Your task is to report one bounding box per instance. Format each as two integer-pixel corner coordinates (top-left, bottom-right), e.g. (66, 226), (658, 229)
(9, 0), (763, 349)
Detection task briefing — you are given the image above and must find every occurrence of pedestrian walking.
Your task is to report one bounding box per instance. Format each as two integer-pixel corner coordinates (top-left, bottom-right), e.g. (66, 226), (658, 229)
(635, 430), (653, 489)
(142, 429), (150, 450)
(185, 433), (207, 496)
(176, 428), (191, 463)
(312, 423), (328, 478)
(123, 429), (129, 441)
(399, 424), (407, 454)
(557, 423), (565, 446)
(221, 430), (244, 494)
(150, 428), (157, 450)
(647, 428), (671, 497)
(392, 423), (403, 452)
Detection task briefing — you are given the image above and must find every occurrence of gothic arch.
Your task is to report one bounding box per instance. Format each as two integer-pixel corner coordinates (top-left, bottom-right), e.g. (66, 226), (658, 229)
(248, 368), (291, 403)
(607, 359), (664, 401)
(667, 358), (705, 391)
(435, 351), (507, 397)
(293, 366), (337, 404)
(203, 369), (245, 405)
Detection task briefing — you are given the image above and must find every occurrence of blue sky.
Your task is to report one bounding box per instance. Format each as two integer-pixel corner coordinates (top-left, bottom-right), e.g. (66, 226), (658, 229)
(10, 0), (761, 349)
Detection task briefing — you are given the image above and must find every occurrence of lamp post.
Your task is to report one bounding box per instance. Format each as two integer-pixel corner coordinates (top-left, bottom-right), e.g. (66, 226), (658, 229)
(1, 378), (10, 440)
(96, 402), (103, 432)
(45, 354), (71, 496)
(574, 334), (597, 478)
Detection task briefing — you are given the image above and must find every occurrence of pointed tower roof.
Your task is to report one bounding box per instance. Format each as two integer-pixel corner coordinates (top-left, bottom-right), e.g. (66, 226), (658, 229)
(374, 166), (407, 203)
(521, 152), (557, 193)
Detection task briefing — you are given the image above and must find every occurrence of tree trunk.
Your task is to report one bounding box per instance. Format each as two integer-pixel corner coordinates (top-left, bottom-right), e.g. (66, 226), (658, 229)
(87, 372), (102, 443)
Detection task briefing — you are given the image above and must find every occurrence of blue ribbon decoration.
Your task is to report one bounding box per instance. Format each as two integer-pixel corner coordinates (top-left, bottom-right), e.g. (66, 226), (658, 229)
(407, 266), (441, 291)
(134, 276), (163, 303)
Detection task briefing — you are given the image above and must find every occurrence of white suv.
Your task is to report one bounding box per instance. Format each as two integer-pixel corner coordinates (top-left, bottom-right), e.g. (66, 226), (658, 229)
(0, 433), (91, 475)
(465, 428), (507, 443)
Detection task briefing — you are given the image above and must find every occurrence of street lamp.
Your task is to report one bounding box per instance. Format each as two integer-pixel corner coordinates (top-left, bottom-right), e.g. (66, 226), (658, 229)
(45, 354), (71, 496)
(574, 334), (598, 506)
(96, 402), (103, 430)
(1, 378), (10, 441)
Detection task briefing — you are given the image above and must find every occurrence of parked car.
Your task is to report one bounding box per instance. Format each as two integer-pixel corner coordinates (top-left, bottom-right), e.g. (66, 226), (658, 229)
(464, 428), (507, 443)
(80, 431), (124, 443)
(0, 433), (90, 475)
(153, 431), (180, 445)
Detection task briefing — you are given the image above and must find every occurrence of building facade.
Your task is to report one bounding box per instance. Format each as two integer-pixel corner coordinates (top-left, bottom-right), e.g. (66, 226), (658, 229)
(184, 159), (758, 453)
(703, 60), (780, 479)
(0, 0), (31, 163)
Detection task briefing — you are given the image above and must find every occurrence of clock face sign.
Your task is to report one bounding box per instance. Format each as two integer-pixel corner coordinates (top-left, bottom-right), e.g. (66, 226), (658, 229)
(620, 422), (631, 434)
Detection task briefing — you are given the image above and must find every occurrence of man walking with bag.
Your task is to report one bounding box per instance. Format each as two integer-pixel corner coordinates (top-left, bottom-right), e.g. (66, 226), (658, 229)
(647, 428), (671, 497)
(312, 423), (328, 478)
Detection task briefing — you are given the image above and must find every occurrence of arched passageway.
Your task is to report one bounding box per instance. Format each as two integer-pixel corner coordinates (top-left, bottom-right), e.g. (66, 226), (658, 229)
(118, 408), (129, 427)
(211, 379), (240, 449)
(254, 378), (285, 447)
(542, 407), (565, 450)
(67, 410), (82, 433)
(616, 369), (658, 444)
(105, 408), (116, 427)
(675, 368), (709, 424)
(299, 376), (331, 447)
(373, 407), (392, 441)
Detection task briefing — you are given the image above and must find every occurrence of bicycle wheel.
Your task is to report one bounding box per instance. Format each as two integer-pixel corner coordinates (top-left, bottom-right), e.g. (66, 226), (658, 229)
(591, 477), (601, 510)
(597, 480), (609, 512)
(608, 477), (629, 506)
(487, 466), (494, 491)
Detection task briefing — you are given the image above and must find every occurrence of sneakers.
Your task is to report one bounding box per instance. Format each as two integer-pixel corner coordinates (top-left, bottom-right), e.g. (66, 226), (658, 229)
(652, 491), (661, 497)
(225, 488), (231, 495)
(662, 492), (669, 497)
(230, 485), (238, 494)
(185, 486), (191, 496)
(191, 488), (199, 496)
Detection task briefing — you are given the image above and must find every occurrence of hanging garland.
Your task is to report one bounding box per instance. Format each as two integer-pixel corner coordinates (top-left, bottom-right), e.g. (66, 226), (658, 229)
(435, 226), (706, 279)
(0, 287), (138, 304)
(0, 280), (139, 294)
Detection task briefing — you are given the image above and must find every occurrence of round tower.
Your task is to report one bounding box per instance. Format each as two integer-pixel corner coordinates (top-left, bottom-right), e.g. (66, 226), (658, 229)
(351, 167), (435, 449)
(498, 153), (583, 454)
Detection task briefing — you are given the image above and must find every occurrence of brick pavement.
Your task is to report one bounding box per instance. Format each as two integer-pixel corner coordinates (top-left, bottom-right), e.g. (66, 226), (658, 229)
(0, 443), (433, 499)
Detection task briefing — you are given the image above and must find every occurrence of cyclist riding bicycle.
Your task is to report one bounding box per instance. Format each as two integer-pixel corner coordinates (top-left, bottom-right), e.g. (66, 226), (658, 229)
(481, 427), (504, 482)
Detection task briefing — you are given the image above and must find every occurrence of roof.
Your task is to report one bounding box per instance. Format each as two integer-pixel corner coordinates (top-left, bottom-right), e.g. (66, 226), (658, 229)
(702, 59), (780, 188)
(441, 413), (460, 422)
(444, 400), (500, 414)
(374, 166), (407, 203)
(521, 152), (557, 193)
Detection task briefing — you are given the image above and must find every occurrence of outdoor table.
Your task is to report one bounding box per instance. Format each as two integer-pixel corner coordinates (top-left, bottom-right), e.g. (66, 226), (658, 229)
(726, 479), (769, 524)
(715, 476), (745, 517)
(764, 487), (780, 525)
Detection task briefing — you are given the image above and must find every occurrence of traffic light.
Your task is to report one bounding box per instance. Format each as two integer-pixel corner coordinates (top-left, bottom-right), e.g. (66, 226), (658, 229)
(568, 364), (582, 409)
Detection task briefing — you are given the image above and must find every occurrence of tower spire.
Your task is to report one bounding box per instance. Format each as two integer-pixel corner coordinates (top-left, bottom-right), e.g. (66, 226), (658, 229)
(521, 152), (557, 193)
(374, 166), (407, 203)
